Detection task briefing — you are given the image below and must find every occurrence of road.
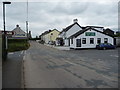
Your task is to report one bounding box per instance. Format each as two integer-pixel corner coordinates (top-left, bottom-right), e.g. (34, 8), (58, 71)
(23, 41), (118, 88)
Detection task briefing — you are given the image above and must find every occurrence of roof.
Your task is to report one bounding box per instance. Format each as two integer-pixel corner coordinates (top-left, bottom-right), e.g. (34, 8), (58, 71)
(69, 27), (114, 38)
(12, 25), (26, 34)
(59, 22), (82, 34)
(40, 29), (60, 37)
(86, 26), (104, 28)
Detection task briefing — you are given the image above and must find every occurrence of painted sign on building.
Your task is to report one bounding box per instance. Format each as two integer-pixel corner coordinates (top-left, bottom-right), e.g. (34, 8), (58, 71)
(85, 32), (96, 36)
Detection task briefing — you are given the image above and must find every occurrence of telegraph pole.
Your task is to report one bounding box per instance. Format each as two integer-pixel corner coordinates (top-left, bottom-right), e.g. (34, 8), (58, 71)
(26, 0), (29, 39)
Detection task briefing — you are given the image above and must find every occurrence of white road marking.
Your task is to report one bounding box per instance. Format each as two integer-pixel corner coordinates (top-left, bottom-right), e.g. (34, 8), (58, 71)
(21, 51), (24, 54)
(110, 55), (118, 58)
(24, 50), (26, 54)
(65, 60), (77, 66)
(23, 50), (27, 61)
(101, 74), (117, 81)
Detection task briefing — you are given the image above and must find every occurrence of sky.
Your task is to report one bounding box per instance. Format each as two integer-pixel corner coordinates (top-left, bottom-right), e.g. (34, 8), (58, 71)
(0, 0), (119, 37)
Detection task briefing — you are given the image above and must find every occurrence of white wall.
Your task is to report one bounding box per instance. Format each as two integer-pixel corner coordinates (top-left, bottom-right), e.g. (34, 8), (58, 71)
(64, 39), (69, 46)
(70, 38), (76, 48)
(66, 24), (82, 38)
(70, 29), (114, 48)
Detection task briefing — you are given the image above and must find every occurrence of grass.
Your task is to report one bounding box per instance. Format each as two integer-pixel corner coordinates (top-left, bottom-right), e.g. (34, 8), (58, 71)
(8, 39), (30, 52)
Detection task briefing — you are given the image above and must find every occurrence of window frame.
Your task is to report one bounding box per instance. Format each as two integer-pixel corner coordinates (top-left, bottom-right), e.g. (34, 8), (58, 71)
(104, 38), (108, 43)
(97, 38), (101, 44)
(82, 38), (86, 44)
(90, 38), (94, 44)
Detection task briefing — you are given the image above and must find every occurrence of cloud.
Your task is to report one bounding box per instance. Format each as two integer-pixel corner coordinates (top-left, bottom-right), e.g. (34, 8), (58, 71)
(0, 1), (118, 37)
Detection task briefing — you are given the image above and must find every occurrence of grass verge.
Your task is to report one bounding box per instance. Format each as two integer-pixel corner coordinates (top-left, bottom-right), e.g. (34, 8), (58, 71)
(8, 39), (30, 52)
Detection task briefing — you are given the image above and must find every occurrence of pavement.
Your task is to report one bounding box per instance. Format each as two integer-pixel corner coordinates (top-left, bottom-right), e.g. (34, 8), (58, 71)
(23, 41), (118, 88)
(2, 51), (24, 88)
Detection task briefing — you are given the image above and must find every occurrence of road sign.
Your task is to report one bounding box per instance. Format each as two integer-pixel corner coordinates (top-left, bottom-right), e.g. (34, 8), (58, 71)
(1, 31), (14, 35)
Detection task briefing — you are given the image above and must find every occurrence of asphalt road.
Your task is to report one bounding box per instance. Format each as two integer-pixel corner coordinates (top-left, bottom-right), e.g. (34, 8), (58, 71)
(2, 51), (25, 88)
(23, 41), (118, 88)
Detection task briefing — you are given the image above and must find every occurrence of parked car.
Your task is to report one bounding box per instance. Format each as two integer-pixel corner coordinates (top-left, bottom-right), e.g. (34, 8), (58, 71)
(96, 43), (116, 50)
(48, 41), (55, 45)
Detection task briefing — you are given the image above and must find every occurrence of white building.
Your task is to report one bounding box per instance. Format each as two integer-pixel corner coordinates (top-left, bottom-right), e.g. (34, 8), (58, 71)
(12, 25), (27, 39)
(59, 19), (82, 46)
(69, 27), (114, 49)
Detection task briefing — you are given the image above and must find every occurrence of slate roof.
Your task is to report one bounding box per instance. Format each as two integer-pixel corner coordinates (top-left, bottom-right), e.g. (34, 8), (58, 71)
(69, 27), (114, 38)
(86, 26), (104, 28)
(12, 25), (26, 34)
(59, 22), (82, 34)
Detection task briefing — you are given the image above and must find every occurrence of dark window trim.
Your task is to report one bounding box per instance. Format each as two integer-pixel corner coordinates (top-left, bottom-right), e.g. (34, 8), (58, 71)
(82, 38), (86, 44)
(97, 38), (101, 44)
(90, 38), (94, 44)
(104, 38), (108, 43)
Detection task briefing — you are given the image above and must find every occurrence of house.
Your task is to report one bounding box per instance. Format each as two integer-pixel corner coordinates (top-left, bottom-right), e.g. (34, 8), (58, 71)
(85, 26), (104, 32)
(103, 28), (114, 36)
(47, 29), (60, 44)
(69, 27), (114, 49)
(59, 19), (83, 46)
(11, 25), (27, 39)
(40, 29), (60, 44)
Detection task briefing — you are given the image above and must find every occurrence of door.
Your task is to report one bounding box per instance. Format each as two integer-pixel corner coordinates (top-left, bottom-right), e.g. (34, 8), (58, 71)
(68, 39), (70, 46)
(76, 39), (81, 47)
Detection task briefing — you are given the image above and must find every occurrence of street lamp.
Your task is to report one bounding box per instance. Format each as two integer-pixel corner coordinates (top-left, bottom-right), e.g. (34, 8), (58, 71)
(2, 1), (11, 60)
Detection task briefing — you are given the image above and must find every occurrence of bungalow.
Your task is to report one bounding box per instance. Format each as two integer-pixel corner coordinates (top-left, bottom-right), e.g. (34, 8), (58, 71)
(69, 27), (114, 49)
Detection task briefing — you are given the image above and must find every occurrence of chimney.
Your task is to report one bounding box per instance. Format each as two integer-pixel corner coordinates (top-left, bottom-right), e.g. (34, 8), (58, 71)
(16, 24), (19, 27)
(73, 19), (78, 23)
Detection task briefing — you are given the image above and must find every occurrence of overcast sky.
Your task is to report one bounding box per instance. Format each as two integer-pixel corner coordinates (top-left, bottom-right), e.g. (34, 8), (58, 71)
(0, 0), (119, 37)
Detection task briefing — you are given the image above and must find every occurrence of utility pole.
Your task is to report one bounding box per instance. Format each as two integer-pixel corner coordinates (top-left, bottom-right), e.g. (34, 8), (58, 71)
(26, 0), (29, 39)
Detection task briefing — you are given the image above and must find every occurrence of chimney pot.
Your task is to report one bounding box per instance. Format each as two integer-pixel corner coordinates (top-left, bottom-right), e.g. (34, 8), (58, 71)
(16, 25), (19, 27)
(73, 19), (78, 23)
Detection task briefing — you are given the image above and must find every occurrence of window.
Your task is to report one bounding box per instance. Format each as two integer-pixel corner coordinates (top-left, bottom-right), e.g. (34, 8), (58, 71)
(51, 33), (53, 35)
(104, 38), (108, 43)
(71, 38), (73, 44)
(97, 38), (101, 44)
(82, 38), (86, 44)
(90, 38), (94, 44)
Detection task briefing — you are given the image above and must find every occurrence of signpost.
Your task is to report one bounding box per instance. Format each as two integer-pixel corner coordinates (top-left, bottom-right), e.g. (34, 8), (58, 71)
(2, 1), (11, 60)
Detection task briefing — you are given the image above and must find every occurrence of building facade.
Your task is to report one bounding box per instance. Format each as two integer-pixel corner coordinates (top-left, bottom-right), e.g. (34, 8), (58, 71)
(69, 27), (114, 49)
(40, 29), (60, 44)
(12, 25), (27, 39)
(59, 19), (114, 49)
(59, 19), (82, 46)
